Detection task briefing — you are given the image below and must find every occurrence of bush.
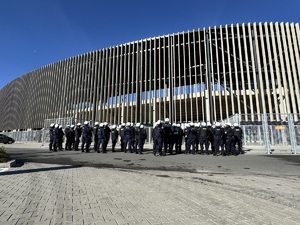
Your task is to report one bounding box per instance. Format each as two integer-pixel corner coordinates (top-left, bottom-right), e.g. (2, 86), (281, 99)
(0, 147), (11, 163)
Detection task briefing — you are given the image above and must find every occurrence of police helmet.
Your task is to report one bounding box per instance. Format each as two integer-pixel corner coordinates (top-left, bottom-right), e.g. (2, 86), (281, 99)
(165, 118), (170, 123)
(112, 125), (116, 129)
(126, 122), (131, 127)
(121, 123), (125, 127)
(100, 123), (104, 127)
(77, 123), (81, 126)
(95, 122), (99, 126)
(50, 123), (55, 127)
(233, 122), (239, 127)
(71, 125), (75, 128)
(84, 121), (89, 125)
(207, 122), (211, 126)
(54, 124), (59, 128)
(104, 122), (108, 126)
(201, 122), (206, 127)
(140, 125), (144, 129)
(59, 125), (63, 129)
(136, 122), (141, 127)
(215, 122), (221, 127)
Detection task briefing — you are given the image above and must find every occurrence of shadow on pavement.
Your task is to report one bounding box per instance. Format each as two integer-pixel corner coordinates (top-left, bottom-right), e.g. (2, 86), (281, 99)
(0, 164), (82, 176)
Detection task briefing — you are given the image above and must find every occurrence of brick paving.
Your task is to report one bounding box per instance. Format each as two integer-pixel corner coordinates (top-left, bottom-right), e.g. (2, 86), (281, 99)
(1, 161), (300, 225)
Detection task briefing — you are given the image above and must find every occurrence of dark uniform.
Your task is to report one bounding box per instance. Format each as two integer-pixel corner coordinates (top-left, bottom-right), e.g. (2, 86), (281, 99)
(224, 124), (234, 156)
(137, 126), (147, 154)
(110, 126), (119, 152)
(134, 125), (140, 153)
(53, 125), (59, 152)
(233, 124), (243, 155)
(162, 121), (172, 155)
(152, 122), (164, 156)
(70, 125), (75, 150)
(74, 124), (82, 151)
(93, 123), (99, 151)
(58, 126), (64, 151)
(124, 124), (133, 153)
(212, 124), (224, 156)
(49, 124), (55, 151)
(199, 123), (209, 154)
(184, 126), (189, 153)
(64, 126), (71, 150)
(119, 124), (125, 152)
(104, 123), (111, 151)
(186, 124), (198, 154)
(207, 123), (214, 154)
(81, 123), (93, 153)
(97, 125), (107, 153)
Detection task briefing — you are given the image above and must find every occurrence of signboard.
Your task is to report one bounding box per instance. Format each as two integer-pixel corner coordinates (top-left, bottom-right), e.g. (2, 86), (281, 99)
(275, 125), (285, 130)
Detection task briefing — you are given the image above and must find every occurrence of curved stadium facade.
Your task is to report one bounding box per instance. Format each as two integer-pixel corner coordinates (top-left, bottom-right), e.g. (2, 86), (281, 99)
(1, 22), (300, 131)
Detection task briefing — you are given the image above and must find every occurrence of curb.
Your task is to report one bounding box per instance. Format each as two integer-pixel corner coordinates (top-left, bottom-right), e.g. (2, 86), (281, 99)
(0, 159), (16, 169)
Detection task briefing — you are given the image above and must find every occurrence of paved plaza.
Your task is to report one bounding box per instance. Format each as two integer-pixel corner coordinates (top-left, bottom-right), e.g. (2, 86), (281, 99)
(0, 143), (300, 225)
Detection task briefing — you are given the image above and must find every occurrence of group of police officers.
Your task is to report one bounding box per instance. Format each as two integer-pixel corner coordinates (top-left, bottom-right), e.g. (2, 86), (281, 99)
(152, 118), (243, 156)
(49, 118), (243, 156)
(49, 121), (148, 154)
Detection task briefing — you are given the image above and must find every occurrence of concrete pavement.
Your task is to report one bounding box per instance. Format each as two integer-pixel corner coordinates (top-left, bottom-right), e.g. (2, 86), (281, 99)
(0, 143), (300, 225)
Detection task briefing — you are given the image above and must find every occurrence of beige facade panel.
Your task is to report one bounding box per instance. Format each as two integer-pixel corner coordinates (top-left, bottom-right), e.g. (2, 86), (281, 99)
(1, 22), (300, 131)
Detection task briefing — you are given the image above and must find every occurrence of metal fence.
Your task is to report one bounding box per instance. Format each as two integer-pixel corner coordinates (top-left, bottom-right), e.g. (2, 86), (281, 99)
(232, 113), (300, 154)
(41, 117), (75, 146)
(1, 130), (42, 142)
(1, 114), (300, 154)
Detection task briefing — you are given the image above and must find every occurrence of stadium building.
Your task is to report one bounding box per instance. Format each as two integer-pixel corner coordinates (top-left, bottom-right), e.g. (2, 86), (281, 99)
(1, 22), (300, 131)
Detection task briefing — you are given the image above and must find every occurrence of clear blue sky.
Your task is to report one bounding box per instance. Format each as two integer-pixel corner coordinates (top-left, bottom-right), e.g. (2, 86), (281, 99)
(1, 0), (299, 89)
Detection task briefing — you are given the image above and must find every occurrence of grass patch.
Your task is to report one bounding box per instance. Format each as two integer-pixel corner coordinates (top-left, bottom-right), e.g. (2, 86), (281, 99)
(0, 146), (11, 163)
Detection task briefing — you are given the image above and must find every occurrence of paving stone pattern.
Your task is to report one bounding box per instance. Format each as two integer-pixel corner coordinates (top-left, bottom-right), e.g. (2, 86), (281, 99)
(0, 162), (300, 225)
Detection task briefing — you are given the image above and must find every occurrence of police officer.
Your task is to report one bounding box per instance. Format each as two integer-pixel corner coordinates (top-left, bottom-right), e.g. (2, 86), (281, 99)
(49, 123), (55, 151)
(152, 120), (164, 156)
(169, 124), (177, 155)
(233, 123), (243, 155)
(93, 122), (100, 151)
(224, 123), (234, 156)
(64, 125), (71, 150)
(53, 124), (59, 152)
(199, 122), (209, 154)
(81, 121), (93, 153)
(74, 123), (82, 151)
(58, 125), (64, 151)
(70, 125), (75, 150)
(162, 118), (172, 155)
(212, 122), (224, 156)
(124, 122), (133, 153)
(104, 122), (111, 152)
(177, 124), (183, 154)
(184, 124), (189, 153)
(134, 123), (141, 153)
(110, 125), (119, 152)
(171, 124), (181, 154)
(207, 122), (214, 155)
(119, 123), (125, 152)
(97, 123), (107, 153)
(137, 125), (147, 154)
(186, 122), (198, 154)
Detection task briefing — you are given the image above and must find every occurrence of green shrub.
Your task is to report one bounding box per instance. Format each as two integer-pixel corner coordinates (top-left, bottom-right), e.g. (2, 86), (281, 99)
(0, 147), (11, 163)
